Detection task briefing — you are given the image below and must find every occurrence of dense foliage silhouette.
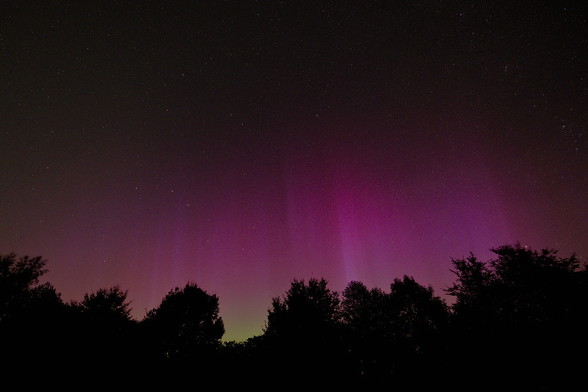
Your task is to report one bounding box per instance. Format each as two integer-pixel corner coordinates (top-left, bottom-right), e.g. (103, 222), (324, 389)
(0, 244), (586, 389)
(340, 276), (449, 386)
(67, 286), (138, 369)
(0, 253), (66, 364)
(141, 283), (224, 357)
(262, 278), (347, 383)
(446, 244), (587, 390)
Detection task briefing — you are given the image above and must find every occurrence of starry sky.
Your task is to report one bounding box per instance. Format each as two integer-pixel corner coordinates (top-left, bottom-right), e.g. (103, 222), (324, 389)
(1, 1), (587, 341)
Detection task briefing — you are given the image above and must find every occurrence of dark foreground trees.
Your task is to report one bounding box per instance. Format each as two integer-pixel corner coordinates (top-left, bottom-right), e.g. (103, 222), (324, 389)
(341, 276), (449, 385)
(252, 275), (449, 386)
(446, 244), (588, 390)
(261, 278), (346, 383)
(141, 283), (224, 360)
(0, 253), (66, 364)
(1, 243), (586, 389)
(67, 286), (138, 368)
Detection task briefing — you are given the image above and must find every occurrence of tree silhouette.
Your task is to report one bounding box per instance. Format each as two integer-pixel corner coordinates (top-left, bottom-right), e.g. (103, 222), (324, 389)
(342, 281), (387, 331)
(78, 285), (133, 322)
(385, 276), (448, 385)
(0, 253), (69, 377)
(0, 253), (49, 322)
(341, 281), (388, 380)
(448, 244), (585, 333)
(341, 276), (448, 385)
(2, 246), (585, 388)
(265, 278), (341, 339)
(446, 243), (587, 390)
(66, 286), (138, 369)
(142, 282), (224, 361)
(138, 283), (225, 384)
(263, 278), (347, 383)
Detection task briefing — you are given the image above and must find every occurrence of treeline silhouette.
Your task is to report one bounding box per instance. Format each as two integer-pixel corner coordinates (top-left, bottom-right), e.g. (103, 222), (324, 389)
(1, 244), (586, 389)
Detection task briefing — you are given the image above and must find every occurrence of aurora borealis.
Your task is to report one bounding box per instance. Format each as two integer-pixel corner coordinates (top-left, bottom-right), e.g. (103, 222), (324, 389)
(1, 1), (586, 341)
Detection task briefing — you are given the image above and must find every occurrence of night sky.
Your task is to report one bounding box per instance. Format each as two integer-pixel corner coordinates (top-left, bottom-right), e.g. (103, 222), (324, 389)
(1, 1), (587, 341)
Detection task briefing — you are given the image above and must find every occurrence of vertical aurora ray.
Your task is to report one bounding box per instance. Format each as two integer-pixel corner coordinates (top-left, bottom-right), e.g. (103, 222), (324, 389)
(334, 184), (363, 283)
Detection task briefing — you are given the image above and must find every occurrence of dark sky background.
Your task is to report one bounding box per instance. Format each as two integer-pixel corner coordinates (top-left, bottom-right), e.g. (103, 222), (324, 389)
(1, 1), (586, 341)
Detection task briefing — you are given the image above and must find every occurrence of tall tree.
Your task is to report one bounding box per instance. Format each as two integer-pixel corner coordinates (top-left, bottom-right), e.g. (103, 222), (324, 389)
(265, 278), (341, 340)
(385, 276), (448, 385)
(64, 286), (138, 371)
(341, 277), (448, 385)
(341, 281), (388, 381)
(77, 286), (133, 326)
(0, 253), (67, 372)
(446, 244), (587, 390)
(447, 244), (584, 329)
(263, 278), (345, 383)
(142, 282), (224, 361)
(0, 253), (49, 322)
